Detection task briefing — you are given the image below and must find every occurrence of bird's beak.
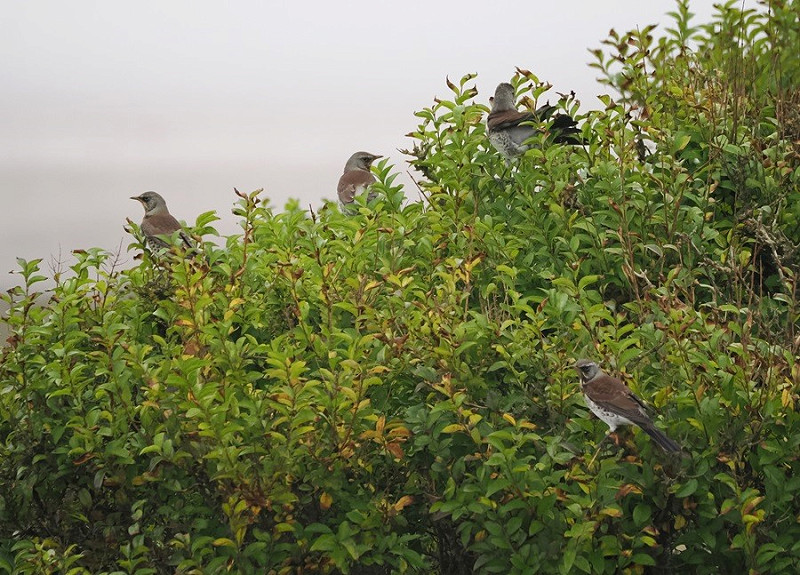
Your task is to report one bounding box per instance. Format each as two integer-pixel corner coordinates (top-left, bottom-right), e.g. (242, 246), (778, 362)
(130, 195), (142, 202)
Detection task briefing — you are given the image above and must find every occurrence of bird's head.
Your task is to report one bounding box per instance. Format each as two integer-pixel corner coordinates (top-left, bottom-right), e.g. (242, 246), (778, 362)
(344, 151), (382, 172)
(491, 83), (517, 112)
(131, 191), (168, 215)
(573, 359), (601, 382)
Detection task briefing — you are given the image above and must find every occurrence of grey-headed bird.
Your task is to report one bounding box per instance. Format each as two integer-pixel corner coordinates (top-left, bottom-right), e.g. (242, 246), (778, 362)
(130, 191), (192, 250)
(487, 82), (581, 160)
(574, 359), (680, 453)
(337, 152), (382, 211)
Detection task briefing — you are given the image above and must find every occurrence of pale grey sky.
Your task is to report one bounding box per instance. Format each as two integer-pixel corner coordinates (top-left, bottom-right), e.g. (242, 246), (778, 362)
(1, 1), (725, 287)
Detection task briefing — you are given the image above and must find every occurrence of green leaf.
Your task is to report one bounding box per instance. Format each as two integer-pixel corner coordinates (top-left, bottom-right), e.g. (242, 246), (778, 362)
(673, 479), (698, 498)
(631, 553), (656, 566)
(633, 504), (651, 525)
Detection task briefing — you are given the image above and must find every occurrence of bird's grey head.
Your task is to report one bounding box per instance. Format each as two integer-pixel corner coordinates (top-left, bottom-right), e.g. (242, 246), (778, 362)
(491, 83), (517, 112)
(131, 191), (168, 215)
(344, 151), (382, 172)
(574, 359), (601, 381)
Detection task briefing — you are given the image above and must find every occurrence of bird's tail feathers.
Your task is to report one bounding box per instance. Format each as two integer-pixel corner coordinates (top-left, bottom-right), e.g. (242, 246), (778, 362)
(549, 114), (584, 145)
(641, 424), (681, 452)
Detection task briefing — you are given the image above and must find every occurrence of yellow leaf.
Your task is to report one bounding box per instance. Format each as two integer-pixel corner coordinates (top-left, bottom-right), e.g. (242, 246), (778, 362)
(393, 495), (414, 511)
(212, 538), (236, 547)
(388, 426), (411, 438)
(674, 514), (687, 529)
(616, 484), (643, 499)
(320, 492), (333, 511)
(742, 496), (764, 516)
(502, 413), (516, 427)
(782, 388), (793, 409)
(599, 507), (624, 518)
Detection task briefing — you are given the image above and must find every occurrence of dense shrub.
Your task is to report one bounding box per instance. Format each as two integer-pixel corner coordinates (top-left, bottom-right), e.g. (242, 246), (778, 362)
(1, 1), (798, 573)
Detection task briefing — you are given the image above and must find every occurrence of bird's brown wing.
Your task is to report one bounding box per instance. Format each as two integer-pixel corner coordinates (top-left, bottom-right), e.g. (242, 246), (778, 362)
(487, 109), (536, 131)
(337, 170), (375, 204)
(583, 376), (653, 426)
(142, 213), (190, 248)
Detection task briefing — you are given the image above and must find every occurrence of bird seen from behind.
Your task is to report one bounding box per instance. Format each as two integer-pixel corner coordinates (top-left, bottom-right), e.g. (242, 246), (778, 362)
(487, 82), (582, 160)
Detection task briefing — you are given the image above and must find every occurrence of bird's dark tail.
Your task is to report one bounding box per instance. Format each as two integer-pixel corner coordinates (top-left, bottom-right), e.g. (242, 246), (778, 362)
(641, 424), (681, 452)
(534, 105), (584, 145)
(552, 115), (583, 145)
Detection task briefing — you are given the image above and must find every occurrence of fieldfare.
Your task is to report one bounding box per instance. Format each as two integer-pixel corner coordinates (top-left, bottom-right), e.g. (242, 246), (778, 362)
(130, 191), (192, 250)
(337, 151), (382, 211)
(487, 82), (582, 160)
(574, 359), (680, 453)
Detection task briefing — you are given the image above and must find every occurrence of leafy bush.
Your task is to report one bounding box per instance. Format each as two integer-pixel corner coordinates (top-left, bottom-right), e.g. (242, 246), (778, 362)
(1, 1), (799, 573)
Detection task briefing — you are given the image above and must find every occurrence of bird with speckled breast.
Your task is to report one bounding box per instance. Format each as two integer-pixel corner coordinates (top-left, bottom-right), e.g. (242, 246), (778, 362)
(574, 359), (680, 453)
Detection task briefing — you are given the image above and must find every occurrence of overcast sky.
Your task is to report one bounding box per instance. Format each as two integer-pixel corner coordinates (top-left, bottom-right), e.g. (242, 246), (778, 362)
(0, 1), (729, 288)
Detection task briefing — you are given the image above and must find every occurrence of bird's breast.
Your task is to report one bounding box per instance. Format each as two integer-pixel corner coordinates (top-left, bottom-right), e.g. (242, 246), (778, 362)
(583, 394), (634, 430)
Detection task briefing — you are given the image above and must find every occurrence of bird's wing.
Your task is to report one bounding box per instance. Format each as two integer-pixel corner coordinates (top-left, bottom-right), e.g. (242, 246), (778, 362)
(142, 214), (188, 247)
(487, 109), (536, 131)
(584, 377), (652, 426)
(337, 170), (375, 204)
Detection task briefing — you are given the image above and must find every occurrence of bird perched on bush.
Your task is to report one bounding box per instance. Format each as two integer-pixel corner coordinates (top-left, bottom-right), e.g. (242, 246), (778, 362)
(487, 82), (582, 160)
(574, 359), (680, 453)
(130, 191), (192, 250)
(337, 151), (382, 211)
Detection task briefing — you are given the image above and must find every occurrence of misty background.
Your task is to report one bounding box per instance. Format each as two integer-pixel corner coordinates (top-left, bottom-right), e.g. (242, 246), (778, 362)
(1, 1), (725, 291)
